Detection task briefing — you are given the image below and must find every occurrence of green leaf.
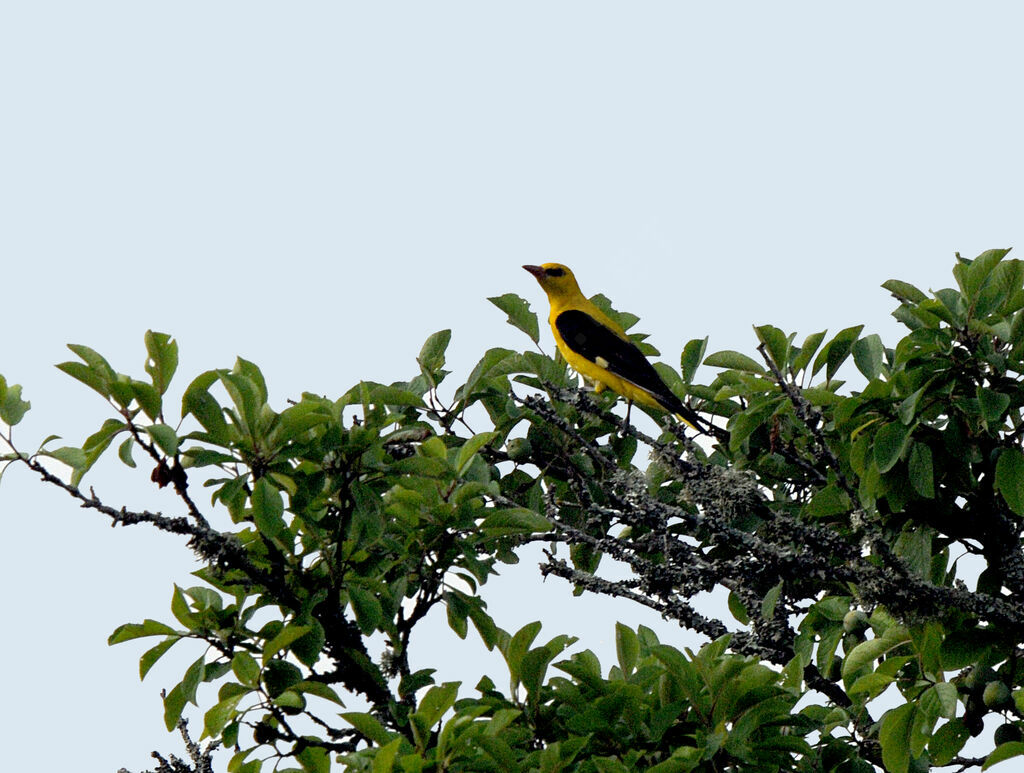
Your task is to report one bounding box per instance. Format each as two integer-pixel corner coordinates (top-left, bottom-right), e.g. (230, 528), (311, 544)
(109, 618), (178, 644)
(144, 331), (179, 395)
(995, 448), (1024, 516)
(118, 437), (137, 468)
(56, 361), (110, 399)
(590, 294), (640, 333)
(131, 380), (162, 420)
(993, 260), (1024, 314)
(930, 719), (970, 766)
(893, 307), (925, 330)
(615, 623), (639, 676)
(445, 590), (469, 639)
(67, 342), (114, 376)
(879, 703), (915, 773)
(761, 581), (783, 619)
(754, 325), (791, 370)
(958, 248), (1008, 300)
(984, 741), (1024, 770)
(263, 659), (302, 697)
(727, 396), (785, 449)
(843, 627), (911, 683)
(934, 288), (966, 325)
(978, 386), (1011, 424)
(467, 600), (499, 650)
(456, 346), (516, 405)
(294, 680), (345, 706)
(273, 400), (332, 445)
(804, 484), (852, 519)
(219, 370), (261, 434)
(873, 421), (910, 473)
(504, 621), (542, 686)
(413, 682), (459, 730)
(398, 668), (436, 699)
(291, 621), (327, 668)
(342, 712), (396, 746)
(704, 350), (765, 374)
(456, 431), (498, 476)
(296, 745), (330, 773)
(48, 446), (86, 470)
(680, 338), (707, 384)
(727, 591), (749, 625)
(181, 371), (231, 442)
(370, 738), (401, 773)
(179, 657), (206, 707)
(232, 652), (261, 686)
(139, 636), (181, 680)
(815, 325), (864, 382)
(812, 595), (853, 621)
(273, 689), (304, 711)
(480, 508), (550, 535)
(0, 378), (31, 426)
(108, 374), (134, 407)
(519, 644), (559, 698)
(489, 293), (540, 344)
(348, 586), (384, 634)
(146, 424), (179, 456)
(882, 279), (928, 304)
(940, 628), (995, 670)
(170, 585), (197, 629)
(417, 329), (452, 386)
(339, 381), (426, 410)
(894, 528), (934, 579)
(252, 478), (286, 537)
(204, 692), (245, 739)
(263, 624), (312, 665)
(922, 682), (958, 721)
(163, 682), (188, 731)
(848, 671), (895, 696)
(898, 385), (927, 424)
(792, 330), (827, 376)
(79, 419), (125, 473)
(233, 357), (268, 405)
(592, 759), (631, 773)
(852, 334), (885, 380)
(62, 344), (116, 398)
(908, 442), (934, 498)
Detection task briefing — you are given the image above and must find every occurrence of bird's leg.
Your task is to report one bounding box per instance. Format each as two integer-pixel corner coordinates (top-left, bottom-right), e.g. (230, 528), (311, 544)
(624, 400), (633, 429)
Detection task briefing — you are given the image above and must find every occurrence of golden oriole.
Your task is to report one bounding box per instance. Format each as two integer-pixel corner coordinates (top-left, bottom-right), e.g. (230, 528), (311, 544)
(523, 262), (718, 436)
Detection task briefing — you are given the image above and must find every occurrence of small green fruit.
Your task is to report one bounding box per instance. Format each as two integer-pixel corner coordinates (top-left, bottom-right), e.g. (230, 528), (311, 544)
(962, 666), (996, 693)
(506, 437), (533, 463)
(843, 609), (869, 634)
(983, 680), (1011, 709)
(994, 722), (1023, 746)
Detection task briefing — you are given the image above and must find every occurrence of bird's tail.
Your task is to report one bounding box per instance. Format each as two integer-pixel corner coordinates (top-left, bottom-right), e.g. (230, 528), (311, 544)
(654, 388), (728, 441)
(677, 409), (729, 442)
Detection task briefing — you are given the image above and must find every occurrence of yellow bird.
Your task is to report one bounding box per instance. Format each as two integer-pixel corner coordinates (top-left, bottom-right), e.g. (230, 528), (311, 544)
(523, 263), (719, 437)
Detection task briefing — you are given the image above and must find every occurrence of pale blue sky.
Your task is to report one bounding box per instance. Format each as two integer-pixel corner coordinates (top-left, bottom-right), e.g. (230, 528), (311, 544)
(3, 3), (1023, 769)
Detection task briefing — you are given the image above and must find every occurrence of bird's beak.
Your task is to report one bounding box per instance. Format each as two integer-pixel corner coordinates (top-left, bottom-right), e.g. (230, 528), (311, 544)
(522, 265), (545, 279)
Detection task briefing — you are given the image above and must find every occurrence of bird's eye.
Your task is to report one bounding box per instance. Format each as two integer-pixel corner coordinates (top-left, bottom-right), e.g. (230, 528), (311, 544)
(545, 267), (565, 277)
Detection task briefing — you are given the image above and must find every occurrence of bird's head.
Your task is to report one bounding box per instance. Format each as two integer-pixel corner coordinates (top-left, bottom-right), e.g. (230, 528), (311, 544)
(522, 263), (583, 300)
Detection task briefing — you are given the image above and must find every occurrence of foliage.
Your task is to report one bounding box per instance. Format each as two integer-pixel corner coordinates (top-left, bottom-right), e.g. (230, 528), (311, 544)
(4, 251), (1024, 771)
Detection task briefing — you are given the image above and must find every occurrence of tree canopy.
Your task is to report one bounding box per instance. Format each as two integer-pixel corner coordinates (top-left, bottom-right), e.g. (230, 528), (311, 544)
(4, 250), (1024, 772)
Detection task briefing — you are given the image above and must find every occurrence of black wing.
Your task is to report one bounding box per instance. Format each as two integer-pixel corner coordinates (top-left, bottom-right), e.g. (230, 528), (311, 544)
(554, 309), (724, 438)
(554, 309), (686, 413)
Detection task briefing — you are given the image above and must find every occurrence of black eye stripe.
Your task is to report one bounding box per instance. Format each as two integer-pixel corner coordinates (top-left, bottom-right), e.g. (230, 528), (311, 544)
(545, 267), (565, 277)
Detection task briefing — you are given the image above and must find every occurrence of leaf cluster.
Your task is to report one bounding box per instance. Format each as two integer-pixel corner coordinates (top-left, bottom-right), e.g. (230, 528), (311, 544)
(6, 251), (1024, 772)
